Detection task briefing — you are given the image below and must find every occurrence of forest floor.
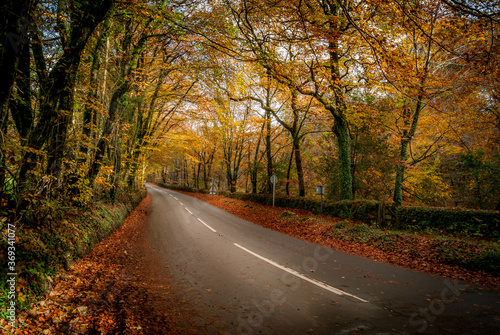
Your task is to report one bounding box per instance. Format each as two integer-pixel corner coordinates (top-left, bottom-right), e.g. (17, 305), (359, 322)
(3, 187), (499, 334)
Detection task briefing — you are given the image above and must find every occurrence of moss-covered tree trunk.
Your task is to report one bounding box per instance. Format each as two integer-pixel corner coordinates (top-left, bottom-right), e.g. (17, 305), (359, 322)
(333, 114), (353, 200)
(251, 122), (264, 194)
(327, 3), (353, 201)
(265, 100), (273, 194)
(88, 34), (147, 186)
(294, 137), (305, 197)
(393, 137), (410, 206)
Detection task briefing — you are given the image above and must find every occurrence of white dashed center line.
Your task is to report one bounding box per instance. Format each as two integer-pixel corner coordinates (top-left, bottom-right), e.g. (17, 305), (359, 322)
(197, 218), (217, 233)
(233, 243), (368, 302)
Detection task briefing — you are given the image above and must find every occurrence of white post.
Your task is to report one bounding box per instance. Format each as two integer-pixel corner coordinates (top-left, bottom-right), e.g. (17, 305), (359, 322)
(271, 175), (278, 207)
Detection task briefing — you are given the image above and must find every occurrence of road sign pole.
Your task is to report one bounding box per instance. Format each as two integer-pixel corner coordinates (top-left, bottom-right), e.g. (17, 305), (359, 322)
(270, 175), (278, 207)
(316, 185), (325, 214)
(273, 182), (275, 207)
(320, 193), (323, 214)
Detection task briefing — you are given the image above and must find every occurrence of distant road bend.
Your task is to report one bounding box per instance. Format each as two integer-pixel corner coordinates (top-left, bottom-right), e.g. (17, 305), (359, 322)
(145, 183), (500, 335)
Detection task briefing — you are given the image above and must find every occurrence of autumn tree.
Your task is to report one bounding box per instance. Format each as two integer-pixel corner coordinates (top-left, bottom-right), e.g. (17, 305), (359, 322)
(215, 0), (378, 200)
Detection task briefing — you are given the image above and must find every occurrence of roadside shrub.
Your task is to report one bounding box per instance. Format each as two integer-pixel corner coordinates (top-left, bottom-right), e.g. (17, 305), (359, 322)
(324, 222), (378, 243)
(220, 192), (380, 224)
(434, 239), (500, 275)
(474, 249), (500, 275)
(322, 200), (379, 223)
(395, 206), (500, 238)
(0, 190), (143, 314)
(154, 182), (209, 194)
(334, 220), (347, 229)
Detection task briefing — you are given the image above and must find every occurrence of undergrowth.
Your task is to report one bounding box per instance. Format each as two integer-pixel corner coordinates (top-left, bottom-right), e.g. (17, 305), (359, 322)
(322, 221), (500, 276)
(0, 192), (144, 320)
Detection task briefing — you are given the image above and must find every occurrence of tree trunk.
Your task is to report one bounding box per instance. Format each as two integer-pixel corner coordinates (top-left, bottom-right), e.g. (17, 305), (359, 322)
(251, 122), (264, 194)
(0, 0), (36, 132)
(10, 39), (33, 139)
(333, 115), (353, 200)
(393, 137), (410, 206)
(82, 25), (108, 157)
(196, 162), (201, 189)
(18, 0), (113, 194)
(393, 89), (425, 206)
(285, 148), (293, 196)
(87, 34), (147, 187)
(203, 158), (208, 189)
(265, 109), (273, 193)
(294, 138), (305, 197)
(110, 136), (122, 203)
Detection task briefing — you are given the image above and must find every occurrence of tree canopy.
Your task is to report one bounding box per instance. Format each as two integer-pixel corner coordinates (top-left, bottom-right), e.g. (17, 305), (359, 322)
(1, 0), (499, 226)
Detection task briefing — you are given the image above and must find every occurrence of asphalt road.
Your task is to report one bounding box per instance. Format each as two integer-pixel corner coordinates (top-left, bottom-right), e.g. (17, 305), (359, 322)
(145, 183), (500, 335)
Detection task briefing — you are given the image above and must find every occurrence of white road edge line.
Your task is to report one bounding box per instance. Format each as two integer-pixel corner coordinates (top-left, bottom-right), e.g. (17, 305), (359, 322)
(179, 202), (183, 206)
(186, 208), (193, 215)
(174, 197), (178, 200)
(233, 243), (368, 303)
(197, 218), (217, 233)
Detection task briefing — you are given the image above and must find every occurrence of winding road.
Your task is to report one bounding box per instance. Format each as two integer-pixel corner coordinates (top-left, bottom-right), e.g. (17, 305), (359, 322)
(145, 183), (500, 334)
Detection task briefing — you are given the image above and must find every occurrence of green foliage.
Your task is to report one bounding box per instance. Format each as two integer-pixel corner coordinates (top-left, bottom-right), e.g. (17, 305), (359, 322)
(323, 222), (400, 244)
(395, 205), (500, 238)
(0, 189), (145, 313)
(474, 249), (500, 274)
(323, 199), (379, 222)
(220, 192), (381, 224)
(440, 151), (500, 210)
(323, 221), (499, 275)
(460, 150), (500, 209)
(280, 210), (297, 218)
(435, 239), (500, 275)
(157, 182), (208, 194)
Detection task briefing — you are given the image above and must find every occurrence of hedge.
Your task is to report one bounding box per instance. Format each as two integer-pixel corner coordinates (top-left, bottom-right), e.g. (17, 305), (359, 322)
(395, 205), (500, 237)
(220, 192), (380, 224)
(225, 192), (500, 237)
(154, 182), (208, 194)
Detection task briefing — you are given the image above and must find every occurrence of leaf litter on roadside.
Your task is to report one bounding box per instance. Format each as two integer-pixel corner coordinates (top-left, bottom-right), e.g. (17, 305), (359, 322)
(6, 194), (224, 335)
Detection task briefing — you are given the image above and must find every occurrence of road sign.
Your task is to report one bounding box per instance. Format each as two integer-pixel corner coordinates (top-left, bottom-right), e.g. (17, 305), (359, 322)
(209, 180), (217, 195)
(316, 185), (325, 195)
(316, 185), (325, 213)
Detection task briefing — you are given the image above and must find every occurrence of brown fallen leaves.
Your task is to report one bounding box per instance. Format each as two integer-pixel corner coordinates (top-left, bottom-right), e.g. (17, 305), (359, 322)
(5, 194), (213, 335)
(182, 192), (500, 290)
